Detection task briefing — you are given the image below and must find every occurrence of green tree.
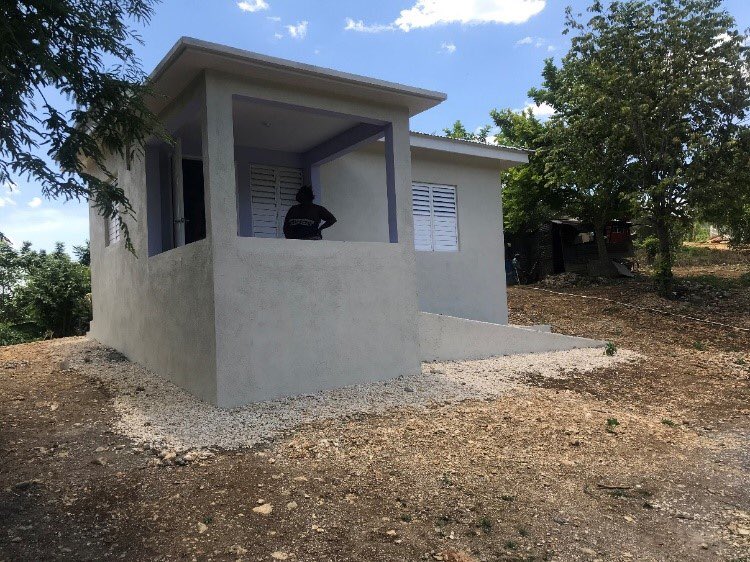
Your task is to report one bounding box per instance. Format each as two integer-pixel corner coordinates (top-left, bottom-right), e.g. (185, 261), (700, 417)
(13, 243), (91, 337)
(1, 0), (166, 251)
(0, 240), (22, 317)
(73, 240), (91, 266)
(531, 0), (750, 294)
(443, 121), (493, 143)
(490, 108), (564, 235)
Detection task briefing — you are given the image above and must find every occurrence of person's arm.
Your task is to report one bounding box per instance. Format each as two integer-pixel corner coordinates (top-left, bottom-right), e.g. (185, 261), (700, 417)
(318, 207), (337, 231)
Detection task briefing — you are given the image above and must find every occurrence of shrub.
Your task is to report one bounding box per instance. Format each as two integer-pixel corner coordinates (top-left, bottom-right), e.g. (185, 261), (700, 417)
(0, 322), (28, 346)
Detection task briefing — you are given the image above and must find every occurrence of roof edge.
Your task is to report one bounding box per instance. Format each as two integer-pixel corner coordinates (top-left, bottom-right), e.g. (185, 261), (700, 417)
(409, 132), (531, 162)
(150, 37), (447, 108)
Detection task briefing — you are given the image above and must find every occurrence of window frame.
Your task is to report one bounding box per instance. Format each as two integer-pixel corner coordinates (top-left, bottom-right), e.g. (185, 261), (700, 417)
(411, 182), (459, 253)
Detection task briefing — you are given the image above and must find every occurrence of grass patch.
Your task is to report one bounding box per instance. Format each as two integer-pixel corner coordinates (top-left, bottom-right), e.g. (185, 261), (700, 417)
(661, 418), (678, 427)
(606, 418), (620, 433)
(693, 341), (706, 351)
(501, 494), (515, 502)
(400, 514), (412, 523)
(605, 342), (617, 356)
(674, 245), (750, 267)
(477, 516), (493, 533)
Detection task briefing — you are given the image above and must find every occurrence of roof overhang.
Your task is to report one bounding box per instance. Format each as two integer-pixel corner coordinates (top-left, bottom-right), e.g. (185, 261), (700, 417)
(148, 37), (447, 117)
(409, 132), (531, 166)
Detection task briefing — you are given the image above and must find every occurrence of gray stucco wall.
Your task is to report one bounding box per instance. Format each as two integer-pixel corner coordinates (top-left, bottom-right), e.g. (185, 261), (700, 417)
(202, 71), (421, 407)
(88, 154), (218, 403)
(411, 151), (508, 324)
(320, 144), (390, 243)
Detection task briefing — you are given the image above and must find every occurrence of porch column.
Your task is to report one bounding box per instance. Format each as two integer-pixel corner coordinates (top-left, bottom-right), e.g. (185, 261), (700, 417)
(201, 71), (237, 248)
(384, 115), (413, 245)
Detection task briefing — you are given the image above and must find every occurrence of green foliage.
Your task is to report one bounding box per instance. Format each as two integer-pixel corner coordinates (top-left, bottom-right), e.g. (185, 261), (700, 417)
(0, 240), (91, 342)
(73, 240), (91, 266)
(604, 342), (617, 356)
(661, 418), (678, 427)
(606, 418), (620, 433)
(1, 0), (167, 251)
(491, 108), (565, 234)
(443, 120), (493, 143)
(477, 516), (493, 533)
(531, 0), (750, 295)
(0, 322), (29, 346)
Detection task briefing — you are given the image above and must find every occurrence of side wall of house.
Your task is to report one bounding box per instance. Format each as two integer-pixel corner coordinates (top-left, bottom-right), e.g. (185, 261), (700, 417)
(88, 153), (218, 403)
(410, 150), (508, 324)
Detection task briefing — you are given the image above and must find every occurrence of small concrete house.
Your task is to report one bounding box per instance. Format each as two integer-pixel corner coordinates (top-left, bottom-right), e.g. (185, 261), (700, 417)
(88, 38), (600, 408)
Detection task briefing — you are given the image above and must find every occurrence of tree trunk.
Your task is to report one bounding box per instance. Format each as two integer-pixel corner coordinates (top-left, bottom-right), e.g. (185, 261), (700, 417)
(653, 212), (675, 297)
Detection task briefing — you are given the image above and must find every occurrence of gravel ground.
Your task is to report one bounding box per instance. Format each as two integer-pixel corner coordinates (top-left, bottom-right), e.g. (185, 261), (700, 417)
(68, 339), (640, 451)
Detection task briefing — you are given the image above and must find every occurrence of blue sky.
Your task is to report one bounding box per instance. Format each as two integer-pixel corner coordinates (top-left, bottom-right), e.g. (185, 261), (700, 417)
(3, 0), (750, 252)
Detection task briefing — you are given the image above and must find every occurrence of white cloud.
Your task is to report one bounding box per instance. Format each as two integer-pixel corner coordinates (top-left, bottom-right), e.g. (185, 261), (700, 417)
(516, 35), (554, 50)
(267, 15), (281, 22)
(521, 100), (556, 117)
(547, 44), (556, 52)
(1, 180), (19, 207)
(287, 21), (308, 39)
(237, 0), (269, 13)
(0, 206), (89, 252)
(347, 0), (545, 33)
(274, 32), (283, 40)
(344, 18), (395, 33)
(28, 197), (42, 208)
(440, 41), (457, 54)
(395, 0), (546, 31)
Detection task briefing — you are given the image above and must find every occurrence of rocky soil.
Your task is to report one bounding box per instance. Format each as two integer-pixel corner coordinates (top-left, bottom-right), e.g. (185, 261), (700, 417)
(1, 260), (748, 562)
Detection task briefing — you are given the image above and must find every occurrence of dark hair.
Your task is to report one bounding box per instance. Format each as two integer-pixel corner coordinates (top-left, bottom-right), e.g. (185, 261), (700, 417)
(296, 185), (315, 204)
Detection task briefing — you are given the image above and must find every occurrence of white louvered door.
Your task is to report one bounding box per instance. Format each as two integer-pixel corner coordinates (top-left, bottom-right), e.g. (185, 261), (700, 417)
(249, 165), (303, 238)
(411, 183), (458, 252)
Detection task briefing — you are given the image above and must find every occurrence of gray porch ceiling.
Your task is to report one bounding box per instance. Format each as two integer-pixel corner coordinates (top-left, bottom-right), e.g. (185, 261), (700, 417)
(232, 98), (361, 153)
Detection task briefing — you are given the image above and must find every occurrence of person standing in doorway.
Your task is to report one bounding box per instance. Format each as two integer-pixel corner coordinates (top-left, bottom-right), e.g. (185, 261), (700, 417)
(283, 185), (337, 240)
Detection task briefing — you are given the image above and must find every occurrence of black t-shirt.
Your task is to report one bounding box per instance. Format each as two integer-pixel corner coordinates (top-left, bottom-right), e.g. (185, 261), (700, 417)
(283, 204), (336, 240)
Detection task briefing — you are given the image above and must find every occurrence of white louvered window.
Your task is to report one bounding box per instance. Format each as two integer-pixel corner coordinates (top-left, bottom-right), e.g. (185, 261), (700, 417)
(249, 165), (304, 238)
(106, 214), (121, 247)
(412, 183), (458, 252)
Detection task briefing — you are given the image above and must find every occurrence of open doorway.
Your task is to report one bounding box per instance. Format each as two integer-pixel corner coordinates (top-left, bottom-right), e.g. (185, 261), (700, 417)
(146, 118), (207, 256)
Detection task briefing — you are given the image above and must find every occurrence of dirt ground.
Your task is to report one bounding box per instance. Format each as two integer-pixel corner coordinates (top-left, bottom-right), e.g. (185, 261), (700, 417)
(1, 256), (749, 561)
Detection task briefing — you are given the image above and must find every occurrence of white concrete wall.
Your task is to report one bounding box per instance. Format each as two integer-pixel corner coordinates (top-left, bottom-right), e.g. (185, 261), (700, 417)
(202, 71), (421, 407)
(419, 313), (605, 362)
(88, 153), (218, 403)
(414, 151), (509, 323)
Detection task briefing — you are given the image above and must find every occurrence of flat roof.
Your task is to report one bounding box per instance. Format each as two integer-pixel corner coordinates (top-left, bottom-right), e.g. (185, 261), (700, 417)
(409, 132), (531, 164)
(149, 37), (447, 117)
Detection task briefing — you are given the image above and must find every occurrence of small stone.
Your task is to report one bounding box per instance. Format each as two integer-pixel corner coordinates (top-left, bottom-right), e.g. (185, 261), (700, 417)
(271, 552), (289, 560)
(293, 476), (308, 482)
(624, 515), (635, 523)
(92, 457), (107, 466)
(386, 529), (397, 536)
(197, 522), (208, 534)
(286, 501), (298, 510)
(95, 447), (107, 453)
(227, 545), (247, 555)
(253, 503), (273, 516)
